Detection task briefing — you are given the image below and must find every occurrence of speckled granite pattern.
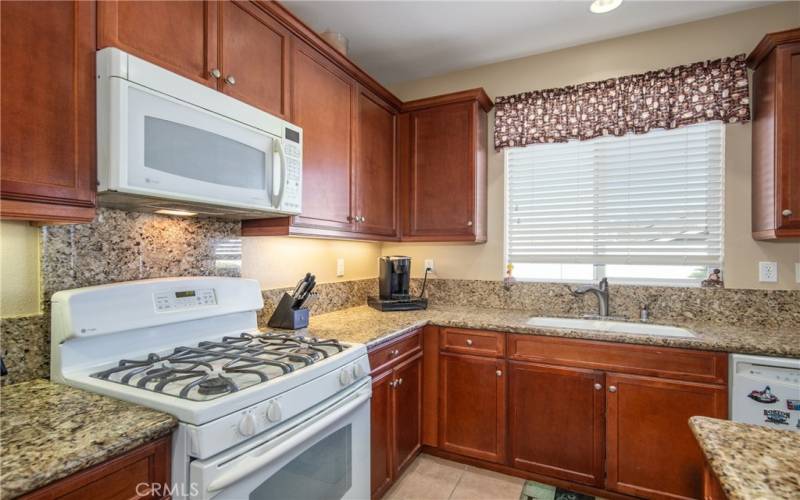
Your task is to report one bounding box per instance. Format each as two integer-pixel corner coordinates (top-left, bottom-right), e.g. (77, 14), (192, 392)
(257, 278), (378, 328)
(1, 208), (242, 386)
(294, 305), (800, 358)
(410, 279), (800, 329)
(0, 379), (177, 499)
(690, 416), (800, 500)
(0, 315), (48, 386)
(41, 207), (241, 297)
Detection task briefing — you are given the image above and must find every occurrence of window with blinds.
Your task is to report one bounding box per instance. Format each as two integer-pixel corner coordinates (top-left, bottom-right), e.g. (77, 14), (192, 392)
(505, 121), (724, 282)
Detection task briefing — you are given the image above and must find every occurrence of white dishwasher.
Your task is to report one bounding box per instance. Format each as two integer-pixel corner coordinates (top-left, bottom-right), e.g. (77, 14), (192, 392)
(730, 354), (800, 431)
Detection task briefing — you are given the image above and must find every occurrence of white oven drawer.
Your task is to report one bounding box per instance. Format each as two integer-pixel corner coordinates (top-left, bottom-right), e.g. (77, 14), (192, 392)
(190, 380), (371, 500)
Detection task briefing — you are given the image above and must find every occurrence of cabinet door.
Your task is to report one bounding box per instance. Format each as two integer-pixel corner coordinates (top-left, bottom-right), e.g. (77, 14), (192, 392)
(1, 0), (96, 223)
(509, 362), (605, 486)
(370, 370), (393, 500)
(393, 353), (422, 475)
(776, 41), (800, 232)
(291, 42), (355, 231)
(407, 102), (476, 239)
(606, 373), (727, 500)
(354, 88), (397, 237)
(219, 1), (290, 118)
(439, 353), (506, 463)
(97, 1), (218, 87)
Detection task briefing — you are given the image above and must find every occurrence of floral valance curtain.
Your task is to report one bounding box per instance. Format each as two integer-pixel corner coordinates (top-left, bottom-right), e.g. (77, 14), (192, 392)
(494, 54), (750, 149)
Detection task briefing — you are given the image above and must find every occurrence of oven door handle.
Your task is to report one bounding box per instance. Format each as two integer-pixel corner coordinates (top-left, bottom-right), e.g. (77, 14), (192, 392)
(207, 387), (370, 493)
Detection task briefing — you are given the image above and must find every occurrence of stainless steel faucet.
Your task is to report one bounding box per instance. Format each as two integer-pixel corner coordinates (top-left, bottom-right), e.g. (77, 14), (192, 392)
(571, 278), (610, 317)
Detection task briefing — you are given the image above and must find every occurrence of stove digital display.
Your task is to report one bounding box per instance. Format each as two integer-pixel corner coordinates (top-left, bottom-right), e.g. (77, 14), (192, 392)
(175, 290), (196, 298)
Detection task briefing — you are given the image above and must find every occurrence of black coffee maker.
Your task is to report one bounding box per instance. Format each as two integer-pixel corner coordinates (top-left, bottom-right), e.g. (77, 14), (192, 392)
(368, 256), (428, 311)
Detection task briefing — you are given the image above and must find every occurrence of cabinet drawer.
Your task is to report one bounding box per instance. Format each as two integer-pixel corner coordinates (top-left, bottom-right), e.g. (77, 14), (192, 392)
(508, 335), (727, 385)
(369, 329), (422, 374)
(440, 328), (504, 357)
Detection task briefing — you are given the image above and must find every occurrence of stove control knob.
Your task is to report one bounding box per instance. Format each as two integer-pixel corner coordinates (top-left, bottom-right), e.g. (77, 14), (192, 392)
(339, 368), (353, 386)
(238, 412), (257, 437)
(352, 363), (365, 379)
(266, 400), (282, 423)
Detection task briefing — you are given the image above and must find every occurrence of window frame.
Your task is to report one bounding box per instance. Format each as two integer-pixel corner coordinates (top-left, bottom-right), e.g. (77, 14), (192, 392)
(502, 125), (725, 287)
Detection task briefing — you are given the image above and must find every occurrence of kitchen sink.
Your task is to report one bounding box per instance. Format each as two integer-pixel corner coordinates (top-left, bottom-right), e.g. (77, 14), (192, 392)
(526, 317), (696, 338)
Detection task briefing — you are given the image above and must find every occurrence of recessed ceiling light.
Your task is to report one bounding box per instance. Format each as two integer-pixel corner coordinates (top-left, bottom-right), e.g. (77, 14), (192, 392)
(590, 0), (623, 14)
(155, 209), (198, 217)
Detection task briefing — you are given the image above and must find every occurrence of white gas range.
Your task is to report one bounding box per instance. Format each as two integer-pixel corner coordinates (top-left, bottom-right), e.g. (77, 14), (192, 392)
(50, 277), (371, 500)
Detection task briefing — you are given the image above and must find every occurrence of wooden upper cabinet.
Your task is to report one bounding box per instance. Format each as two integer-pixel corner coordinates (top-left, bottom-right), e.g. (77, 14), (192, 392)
(748, 28), (800, 240)
(439, 352), (506, 463)
(97, 0), (218, 88)
(289, 42), (355, 231)
(605, 373), (727, 500)
(0, 0), (96, 223)
(219, 1), (290, 118)
(400, 89), (492, 242)
(509, 362), (605, 487)
(354, 87), (397, 236)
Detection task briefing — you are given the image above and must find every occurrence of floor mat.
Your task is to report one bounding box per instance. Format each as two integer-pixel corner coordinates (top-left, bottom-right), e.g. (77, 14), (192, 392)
(520, 480), (598, 500)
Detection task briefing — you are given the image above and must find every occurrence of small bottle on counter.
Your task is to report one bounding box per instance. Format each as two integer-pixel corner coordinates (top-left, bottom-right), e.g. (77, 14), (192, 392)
(640, 304), (650, 322)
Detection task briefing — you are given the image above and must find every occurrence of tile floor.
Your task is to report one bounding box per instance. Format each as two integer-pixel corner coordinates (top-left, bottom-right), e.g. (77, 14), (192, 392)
(384, 453), (526, 500)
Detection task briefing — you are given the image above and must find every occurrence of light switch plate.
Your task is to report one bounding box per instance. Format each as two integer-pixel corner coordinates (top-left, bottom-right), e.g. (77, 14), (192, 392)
(758, 261), (778, 282)
(336, 258), (345, 277)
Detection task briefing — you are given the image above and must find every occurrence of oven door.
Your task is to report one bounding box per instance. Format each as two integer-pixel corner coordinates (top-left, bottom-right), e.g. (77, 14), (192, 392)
(190, 381), (371, 500)
(119, 81), (286, 211)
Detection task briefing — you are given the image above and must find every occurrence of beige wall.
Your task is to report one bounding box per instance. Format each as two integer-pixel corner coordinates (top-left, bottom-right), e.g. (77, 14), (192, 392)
(0, 221), (40, 316)
(383, 3), (800, 290)
(241, 237), (380, 289)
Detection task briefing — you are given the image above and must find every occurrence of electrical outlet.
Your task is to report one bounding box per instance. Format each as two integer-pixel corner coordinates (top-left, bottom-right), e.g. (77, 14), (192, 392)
(758, 261), (778, 283)
(424, 259), (435, 273)
(336, 258), (345, 277)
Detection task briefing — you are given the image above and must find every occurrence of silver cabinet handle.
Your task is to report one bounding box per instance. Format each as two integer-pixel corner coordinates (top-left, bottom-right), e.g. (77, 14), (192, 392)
(210, 68), (221, 79)
(496, 370), (502, 377)
(466, 339), (473, 346)
(397, 378), (403, 386)
(594, 383), (603, 391)
(225, 75), (237, 85)
(389, 380), (397, 388)
(608, 386), (617, 393)
(783, 209), (793, 217)
(467, 220), (473, 227)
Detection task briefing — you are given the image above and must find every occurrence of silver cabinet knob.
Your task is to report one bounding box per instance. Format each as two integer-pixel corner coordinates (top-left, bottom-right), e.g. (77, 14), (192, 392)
(594, 383), (603, 391)
(389, 380), (396, 388)
(210, 68), (222, 79)
(467, 220), (473, 227)
(496, 370), (502, 377)
(225, 75), (237, 85)
(361, 216), (366, 223)
(389, 349), (399, 358)
(466, 339), (473, 346)
(782, 209), (793, 217)
(397, 378), (403, 386)
(608, 386), (617, 393)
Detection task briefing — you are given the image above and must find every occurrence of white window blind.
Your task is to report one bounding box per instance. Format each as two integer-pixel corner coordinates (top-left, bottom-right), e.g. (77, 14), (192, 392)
(506, 122), (723, 267)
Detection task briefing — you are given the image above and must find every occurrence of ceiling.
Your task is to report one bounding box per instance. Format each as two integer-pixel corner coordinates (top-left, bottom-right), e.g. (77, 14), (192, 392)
(283, 1), (771, 85)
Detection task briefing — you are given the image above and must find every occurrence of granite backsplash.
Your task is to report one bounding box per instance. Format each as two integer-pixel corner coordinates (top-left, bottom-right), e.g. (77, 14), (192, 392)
(410, 278), (800, 329)
(2, 207), (798, 385)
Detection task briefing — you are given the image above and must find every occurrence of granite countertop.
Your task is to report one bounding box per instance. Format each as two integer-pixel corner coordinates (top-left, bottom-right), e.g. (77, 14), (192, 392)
(296, 305), (800, 358)
(0, 379), (178, 499)
(690, 417), (800, 499)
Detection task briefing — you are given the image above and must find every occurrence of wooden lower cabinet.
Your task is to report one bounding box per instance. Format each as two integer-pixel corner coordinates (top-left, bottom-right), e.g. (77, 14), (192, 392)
(508, 362), (605, 487)
(370, 331), (423, 499)
(439, 352), (506, 463)
(22, 435), (171, 499)
(605, 373), (728, 499)
(702, 461), (727, 500)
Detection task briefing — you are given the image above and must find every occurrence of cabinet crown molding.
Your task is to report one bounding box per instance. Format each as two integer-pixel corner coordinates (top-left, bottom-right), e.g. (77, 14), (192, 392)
(401, 88), (493, 113)
(746, 27), (800, 68)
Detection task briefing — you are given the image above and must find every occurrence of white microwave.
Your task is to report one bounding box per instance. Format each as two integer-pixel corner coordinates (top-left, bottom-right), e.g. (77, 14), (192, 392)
(96, 47), (302, 218)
